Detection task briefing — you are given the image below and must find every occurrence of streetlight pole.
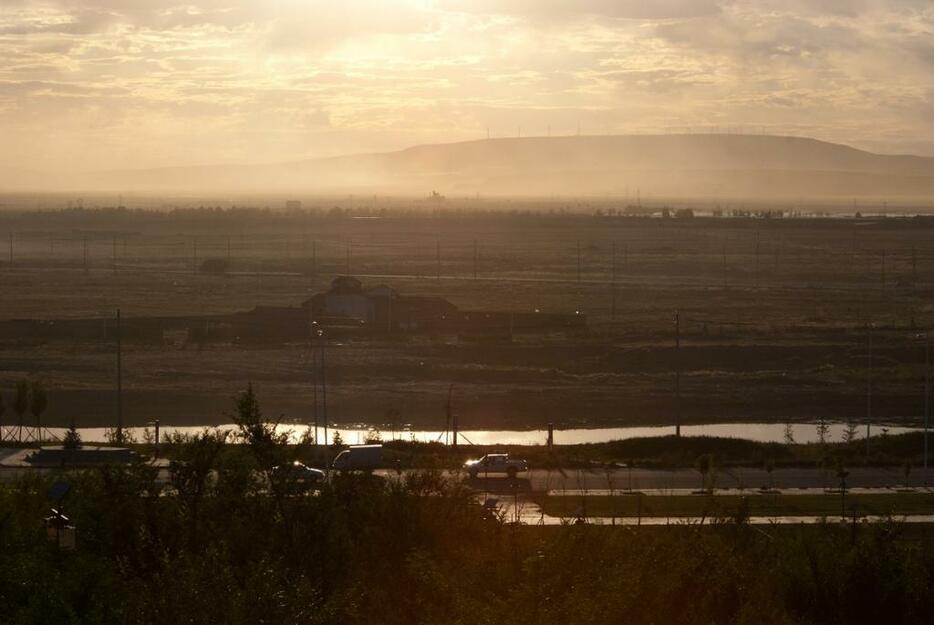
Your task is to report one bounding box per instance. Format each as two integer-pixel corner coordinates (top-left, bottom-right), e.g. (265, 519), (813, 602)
(321, 334), (328, 448)
(311, 324), (319, 445)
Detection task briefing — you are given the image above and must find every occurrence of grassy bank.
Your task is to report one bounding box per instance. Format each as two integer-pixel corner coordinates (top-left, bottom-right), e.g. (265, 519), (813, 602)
(263, 431), (932, 470)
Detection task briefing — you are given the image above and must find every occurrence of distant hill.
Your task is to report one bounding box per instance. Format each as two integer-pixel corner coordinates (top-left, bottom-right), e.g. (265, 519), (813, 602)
(75, 134), (934, 199)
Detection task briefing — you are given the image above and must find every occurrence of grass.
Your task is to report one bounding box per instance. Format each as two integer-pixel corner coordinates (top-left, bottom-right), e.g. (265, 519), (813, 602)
(537, 492), (934, 518)
(4, 208), (934, 432)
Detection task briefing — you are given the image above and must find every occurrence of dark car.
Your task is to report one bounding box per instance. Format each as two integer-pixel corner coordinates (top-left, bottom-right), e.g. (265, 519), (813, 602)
(271, 461), (327, 493)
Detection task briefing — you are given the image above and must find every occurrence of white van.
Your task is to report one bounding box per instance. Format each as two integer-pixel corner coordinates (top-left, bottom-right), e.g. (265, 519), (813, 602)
(331, 444), (383, 471)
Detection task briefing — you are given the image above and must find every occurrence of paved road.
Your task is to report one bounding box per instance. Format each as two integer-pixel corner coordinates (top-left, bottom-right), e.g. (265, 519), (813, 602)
(462, 466), (927, 494)
(1, 448), (926, 493)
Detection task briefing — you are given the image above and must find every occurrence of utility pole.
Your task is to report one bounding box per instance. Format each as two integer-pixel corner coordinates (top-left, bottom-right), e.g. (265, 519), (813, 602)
(925, 334), (930, 485)
(116, 308), (123, 444)
(755, 230), (760, 290)
(675, 310), (681, 438)
(312, 331), (319, 445)
(881, 250), (886, 289)
(866, 324), (873, 457)
(722, 243), (727, 289)
(387, 291), (393, 333)
(611, 242), (617, 321)
(448, 385), (457, 449)
(321, 337), (328, 447)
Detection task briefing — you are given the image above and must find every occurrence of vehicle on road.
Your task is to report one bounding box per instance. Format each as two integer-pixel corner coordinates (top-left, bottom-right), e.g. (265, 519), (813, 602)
(464, 453), (529, 478)
(332, 444), (383, 471)
(270, 461), (327, 493)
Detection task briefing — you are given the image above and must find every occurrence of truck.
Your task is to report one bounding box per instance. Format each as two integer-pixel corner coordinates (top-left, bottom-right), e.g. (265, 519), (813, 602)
(463, 453), (529, 479)
(331, 444), (383, 471)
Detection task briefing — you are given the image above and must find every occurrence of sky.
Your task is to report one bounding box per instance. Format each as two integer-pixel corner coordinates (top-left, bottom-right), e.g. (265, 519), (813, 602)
(1, 0), (933, 176)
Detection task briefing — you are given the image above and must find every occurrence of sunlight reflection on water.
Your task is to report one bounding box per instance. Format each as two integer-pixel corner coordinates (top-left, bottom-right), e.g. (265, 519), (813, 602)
(51, 421), (919, 446)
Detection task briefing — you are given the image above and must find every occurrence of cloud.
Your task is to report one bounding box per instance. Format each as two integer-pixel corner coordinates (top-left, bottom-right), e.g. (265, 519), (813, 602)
(1, 0), (934, 177)
(442, 0), (721, 20)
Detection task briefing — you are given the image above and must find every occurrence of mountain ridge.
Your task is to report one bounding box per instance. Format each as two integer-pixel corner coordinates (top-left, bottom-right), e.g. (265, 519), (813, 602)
(18, 134), (934, 198)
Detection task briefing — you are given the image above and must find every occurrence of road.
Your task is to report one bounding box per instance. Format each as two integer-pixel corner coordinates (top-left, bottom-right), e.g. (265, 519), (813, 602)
(0, 446), (925, 493)
(459, 466), (926, 494)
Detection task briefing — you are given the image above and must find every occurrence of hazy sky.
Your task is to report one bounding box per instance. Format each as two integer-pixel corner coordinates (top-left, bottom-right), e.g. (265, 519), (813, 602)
(2, 0), (933, 175)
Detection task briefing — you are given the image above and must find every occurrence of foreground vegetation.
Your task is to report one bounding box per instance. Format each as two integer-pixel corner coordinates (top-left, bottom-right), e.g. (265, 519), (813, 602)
(2, 391), (934, 624)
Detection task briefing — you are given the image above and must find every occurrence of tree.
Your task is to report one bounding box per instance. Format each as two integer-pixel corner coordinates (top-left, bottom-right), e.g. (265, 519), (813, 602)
(816, 419), (830, 445)
(63, 420), (81, 450)
(30, 380), (47, 441)
(13, 380), (28, 438)
(842, 421), (858, 444)
(332, 430), (344, 450)
(783, 423), (795, 445)
(232, 384), (287, 473)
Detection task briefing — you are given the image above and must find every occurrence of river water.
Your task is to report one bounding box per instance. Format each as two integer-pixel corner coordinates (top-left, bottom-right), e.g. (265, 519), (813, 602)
(38, 421), (921, 445)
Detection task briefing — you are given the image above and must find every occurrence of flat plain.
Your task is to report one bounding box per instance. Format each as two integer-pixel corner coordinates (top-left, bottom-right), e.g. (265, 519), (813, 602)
(2, 203), (933, 432)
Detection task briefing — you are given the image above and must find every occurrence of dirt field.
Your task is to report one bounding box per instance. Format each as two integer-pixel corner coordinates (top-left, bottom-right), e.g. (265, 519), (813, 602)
(2, 203), (934, 431)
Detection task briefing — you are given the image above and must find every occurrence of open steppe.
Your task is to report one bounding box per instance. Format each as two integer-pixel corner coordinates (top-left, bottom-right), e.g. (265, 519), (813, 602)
(2, 203), (934, 431)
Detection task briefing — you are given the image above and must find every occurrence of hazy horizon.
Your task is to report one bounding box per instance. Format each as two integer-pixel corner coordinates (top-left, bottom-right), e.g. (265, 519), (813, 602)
(3, 0), (934, 183)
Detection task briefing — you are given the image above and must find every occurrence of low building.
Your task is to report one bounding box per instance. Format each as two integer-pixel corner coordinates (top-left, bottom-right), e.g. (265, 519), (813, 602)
(304, 276), (374, 324)
(303, 276), (583, 335)
(303, 276), (458, 331)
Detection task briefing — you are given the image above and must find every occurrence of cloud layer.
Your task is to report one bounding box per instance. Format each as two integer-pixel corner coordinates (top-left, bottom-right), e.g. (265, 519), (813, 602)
(1, 0), (933, 177)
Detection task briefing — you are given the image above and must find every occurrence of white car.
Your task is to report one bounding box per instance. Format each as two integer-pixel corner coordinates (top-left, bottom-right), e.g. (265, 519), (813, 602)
(464, 453), (529, 478)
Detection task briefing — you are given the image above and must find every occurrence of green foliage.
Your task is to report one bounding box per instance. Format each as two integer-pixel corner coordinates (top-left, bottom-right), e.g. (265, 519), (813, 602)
(2, 454), (934, 624)
(843, 421), (859, 444)
(2, 391), (934, 624)
(105, 427), (136, 445)
(63, 422), (81, 450)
